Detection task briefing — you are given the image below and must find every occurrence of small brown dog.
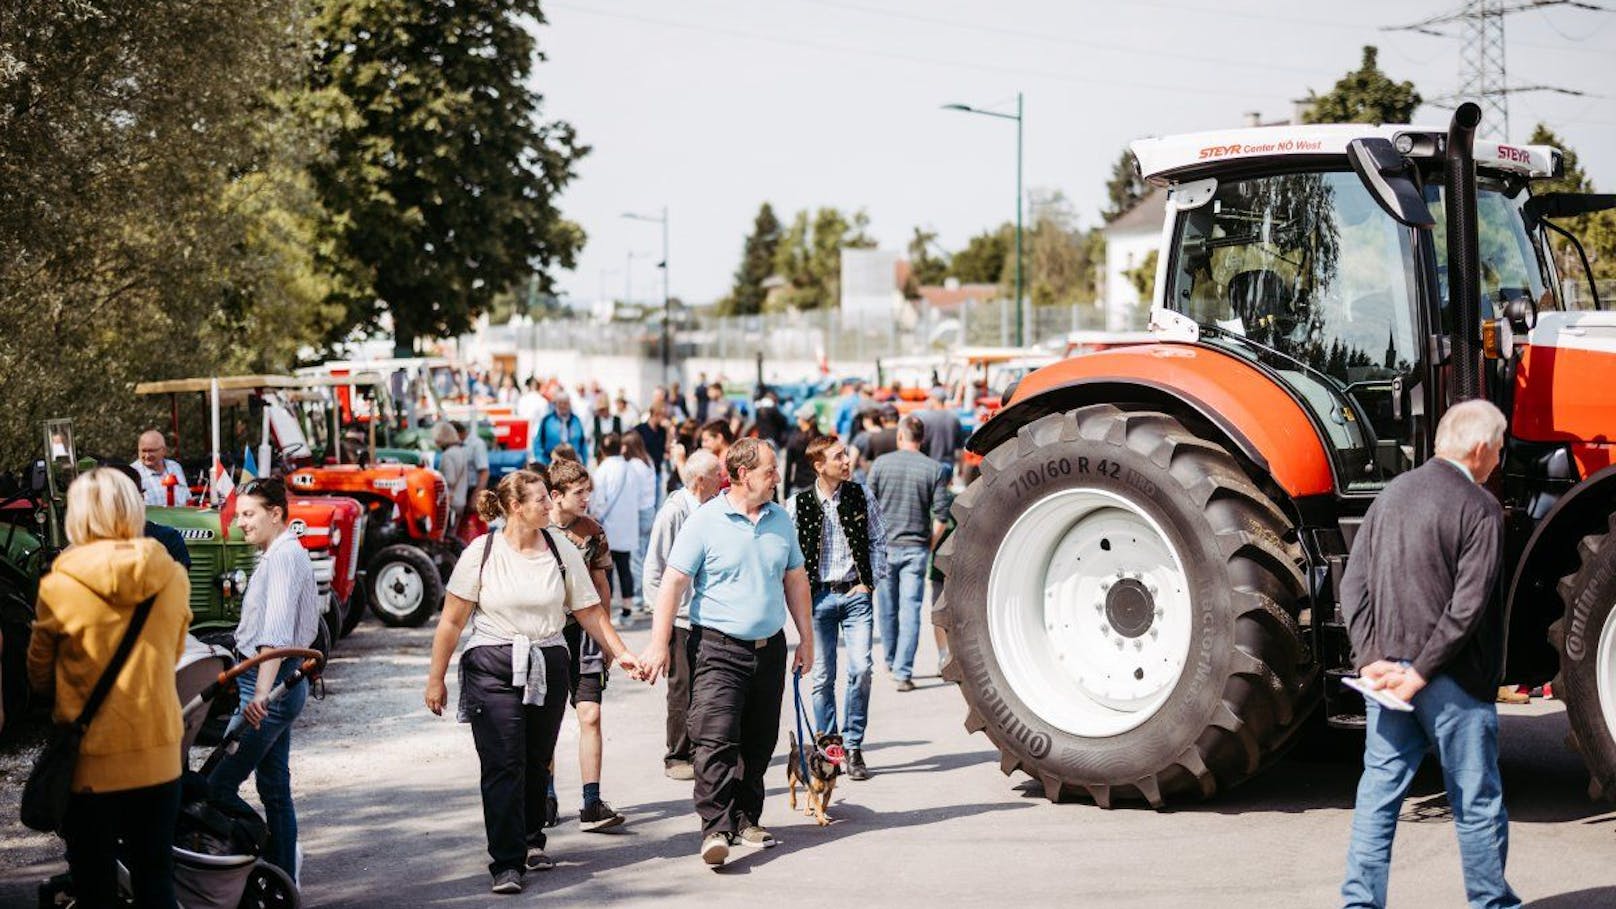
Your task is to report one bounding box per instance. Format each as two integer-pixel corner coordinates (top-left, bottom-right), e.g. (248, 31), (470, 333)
(787, 730), (846, 825)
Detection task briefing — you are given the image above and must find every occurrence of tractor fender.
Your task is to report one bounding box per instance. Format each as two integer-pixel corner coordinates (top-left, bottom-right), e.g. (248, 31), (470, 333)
(968, 344), (1335, 498)
(1504, 463), (1616, 679)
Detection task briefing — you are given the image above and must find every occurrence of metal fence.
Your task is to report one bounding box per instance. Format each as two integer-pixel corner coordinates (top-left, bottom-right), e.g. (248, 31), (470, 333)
(516, 299), (1136, 361)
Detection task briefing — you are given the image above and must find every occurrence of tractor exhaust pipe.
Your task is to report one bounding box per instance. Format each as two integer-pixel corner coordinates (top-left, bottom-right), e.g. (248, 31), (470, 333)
(1444, 102), (1484, 402)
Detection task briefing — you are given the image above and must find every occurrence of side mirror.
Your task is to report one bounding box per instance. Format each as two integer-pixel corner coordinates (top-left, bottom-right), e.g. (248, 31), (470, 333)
(1347, 138), (1436, 228)
(27, 460), (47, 496)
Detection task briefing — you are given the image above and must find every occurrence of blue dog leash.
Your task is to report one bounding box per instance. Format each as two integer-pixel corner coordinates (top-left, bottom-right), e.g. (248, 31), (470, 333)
(791, 668), (813, 781)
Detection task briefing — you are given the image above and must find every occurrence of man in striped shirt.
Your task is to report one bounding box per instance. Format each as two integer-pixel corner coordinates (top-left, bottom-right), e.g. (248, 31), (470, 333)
(867, 417), (952, 692)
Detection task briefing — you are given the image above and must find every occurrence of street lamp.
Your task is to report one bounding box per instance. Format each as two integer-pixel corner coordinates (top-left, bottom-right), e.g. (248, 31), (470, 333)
(942, 92), (1024, 348)
(622, 206), (671, 380)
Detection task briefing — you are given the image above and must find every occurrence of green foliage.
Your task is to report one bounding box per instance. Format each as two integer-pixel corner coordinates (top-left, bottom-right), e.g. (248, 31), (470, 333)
(1127, 249), (1159, 303)
(1101, 149), (1148, 223)
(1026, 190), (1103, 307)
(949, 226), (1012, 285)
(768, 207), (876, 311)
(1302, 46), (1421, 125)
(0, 0), (338, 467)
(719, 202), (782, 316)
(905, 227), (949, 296)
(308, 0), (588, 354)
(1528, 123), (1616, 285)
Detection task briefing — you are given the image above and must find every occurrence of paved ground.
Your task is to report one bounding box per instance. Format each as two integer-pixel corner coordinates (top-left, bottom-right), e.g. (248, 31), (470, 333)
(4, 614), (1614, 908)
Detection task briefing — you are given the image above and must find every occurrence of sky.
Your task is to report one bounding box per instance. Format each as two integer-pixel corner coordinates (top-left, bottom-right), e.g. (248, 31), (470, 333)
(530, 0), (1616, 307)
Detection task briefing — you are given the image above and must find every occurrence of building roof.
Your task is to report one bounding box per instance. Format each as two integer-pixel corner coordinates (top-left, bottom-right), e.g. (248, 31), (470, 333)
(1104, 187), (1169, 235)
(915, 283), (1001, 314)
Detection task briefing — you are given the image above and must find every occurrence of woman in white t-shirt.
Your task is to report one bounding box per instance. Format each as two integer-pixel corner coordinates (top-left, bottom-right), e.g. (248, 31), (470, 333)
(424, 469), (640, 896)
(621, 431), (659, 611)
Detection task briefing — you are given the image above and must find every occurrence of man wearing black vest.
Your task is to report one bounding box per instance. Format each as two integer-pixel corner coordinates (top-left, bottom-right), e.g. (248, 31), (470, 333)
(786, 435), (888, 780)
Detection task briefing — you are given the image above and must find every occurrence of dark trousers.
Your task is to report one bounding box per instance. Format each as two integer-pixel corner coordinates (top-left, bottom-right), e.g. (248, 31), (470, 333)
(665, 625), (693, 765)
(65, 778), (181, 908)
(687, 625), (786, 838)
(462, 644), (569, 875)
(610, 550), (634, 600)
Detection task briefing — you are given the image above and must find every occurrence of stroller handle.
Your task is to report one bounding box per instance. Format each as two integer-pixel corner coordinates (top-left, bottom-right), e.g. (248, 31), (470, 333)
(181, 647), (325, 724)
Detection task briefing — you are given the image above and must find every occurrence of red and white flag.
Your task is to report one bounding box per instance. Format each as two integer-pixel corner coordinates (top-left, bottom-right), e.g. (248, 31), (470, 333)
(213, 456), (237, 538)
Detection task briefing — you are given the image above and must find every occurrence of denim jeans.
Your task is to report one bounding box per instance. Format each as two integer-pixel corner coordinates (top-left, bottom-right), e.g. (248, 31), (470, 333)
(878, 545), (929, 681)
(208, 658), (308, 877)
(1341, 673), (1520, 909)
(809, 588), (874, 749)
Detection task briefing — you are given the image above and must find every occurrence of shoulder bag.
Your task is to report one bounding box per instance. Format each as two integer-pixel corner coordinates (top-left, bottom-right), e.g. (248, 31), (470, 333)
(21, 593), (159, 833)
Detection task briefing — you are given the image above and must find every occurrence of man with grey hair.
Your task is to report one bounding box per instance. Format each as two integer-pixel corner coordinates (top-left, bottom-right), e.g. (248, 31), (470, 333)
(1339, 399), (1518, 909)
(532, 390), (587, 466)
(132, 430), (192, 507)
(643, 448), (723, 780)
(434, 422), (471, 533)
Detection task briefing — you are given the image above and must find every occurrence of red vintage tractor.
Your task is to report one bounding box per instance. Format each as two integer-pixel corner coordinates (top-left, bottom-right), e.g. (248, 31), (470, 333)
(938, 106), (1616, 807)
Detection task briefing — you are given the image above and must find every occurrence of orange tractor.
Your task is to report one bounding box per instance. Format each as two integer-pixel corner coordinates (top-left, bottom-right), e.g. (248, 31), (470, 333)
(938, 106), (1616, 807)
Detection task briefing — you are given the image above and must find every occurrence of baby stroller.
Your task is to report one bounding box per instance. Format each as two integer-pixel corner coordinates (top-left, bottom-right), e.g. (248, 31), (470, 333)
(38, 637), (325, 909)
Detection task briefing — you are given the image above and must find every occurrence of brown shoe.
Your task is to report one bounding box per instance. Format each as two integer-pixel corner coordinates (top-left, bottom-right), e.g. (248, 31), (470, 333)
(1496, 685), (1529, 704)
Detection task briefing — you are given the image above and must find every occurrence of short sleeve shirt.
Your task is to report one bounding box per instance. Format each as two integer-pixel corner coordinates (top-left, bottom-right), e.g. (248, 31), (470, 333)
(555, 514), (614, 575)
(666, 492), (805, 640)
(447, 530), (599, 645)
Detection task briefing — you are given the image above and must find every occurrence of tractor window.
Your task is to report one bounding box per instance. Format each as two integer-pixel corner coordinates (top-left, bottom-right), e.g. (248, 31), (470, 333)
(1170, 171), (1422, 491)
(1427, 181), (1558, 322)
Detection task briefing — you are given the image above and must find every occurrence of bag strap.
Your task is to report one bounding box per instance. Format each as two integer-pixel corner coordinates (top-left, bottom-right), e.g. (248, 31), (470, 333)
(475, 532), (497, 600)
(73, 593), (158, 733)
(540, 527), (566, 581)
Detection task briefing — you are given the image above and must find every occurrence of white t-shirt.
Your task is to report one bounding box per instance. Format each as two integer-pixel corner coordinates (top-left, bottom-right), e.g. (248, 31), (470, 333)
(447, 529), (600, 646)
(589, 456), (639, 553)
(628, 458), (657, 511)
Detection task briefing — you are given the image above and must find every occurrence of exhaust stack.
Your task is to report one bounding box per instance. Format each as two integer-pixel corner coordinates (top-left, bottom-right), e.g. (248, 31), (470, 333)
(1444, 103), (1484, 402)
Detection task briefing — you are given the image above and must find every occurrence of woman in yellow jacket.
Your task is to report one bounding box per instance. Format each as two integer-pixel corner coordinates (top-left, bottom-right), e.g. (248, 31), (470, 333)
(28, 467), (191, 909)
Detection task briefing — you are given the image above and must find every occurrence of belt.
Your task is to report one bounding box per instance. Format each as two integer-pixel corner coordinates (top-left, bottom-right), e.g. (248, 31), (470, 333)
(812, 580), (860, 595)
(697, 625), (780, 650)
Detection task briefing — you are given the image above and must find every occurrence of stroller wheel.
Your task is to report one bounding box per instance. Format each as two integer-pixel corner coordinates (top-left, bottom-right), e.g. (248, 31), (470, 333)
(237, 862), (298, 909)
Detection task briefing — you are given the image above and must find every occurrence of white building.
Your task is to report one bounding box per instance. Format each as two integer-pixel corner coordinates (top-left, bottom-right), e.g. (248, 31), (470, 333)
(1101, 187), (1167, 330)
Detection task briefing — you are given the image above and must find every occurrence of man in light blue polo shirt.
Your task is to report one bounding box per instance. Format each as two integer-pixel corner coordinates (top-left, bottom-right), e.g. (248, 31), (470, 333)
(639, 438), (814, 867)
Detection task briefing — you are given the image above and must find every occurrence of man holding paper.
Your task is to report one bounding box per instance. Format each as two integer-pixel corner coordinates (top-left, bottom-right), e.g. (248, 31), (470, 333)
(1337, 400), (1519, 909)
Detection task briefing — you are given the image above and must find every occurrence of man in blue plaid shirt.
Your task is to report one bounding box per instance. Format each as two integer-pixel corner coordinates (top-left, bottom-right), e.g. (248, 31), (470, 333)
(786, 435), (888, 780)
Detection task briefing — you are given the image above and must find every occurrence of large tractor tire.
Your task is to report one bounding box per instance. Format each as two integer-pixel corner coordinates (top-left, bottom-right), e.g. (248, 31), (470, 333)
(367, 545), (443, 628)
(935, 405), (1315, 807)
(339, 590), (365, 637)
(1550, 515), (1616, 800)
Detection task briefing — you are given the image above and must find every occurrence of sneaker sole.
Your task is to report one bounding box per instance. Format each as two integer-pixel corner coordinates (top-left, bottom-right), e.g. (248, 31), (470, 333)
(735, 837), (776, 849)
(492, 882), (523, 895)
(702, 840), (730, 866)
(581, 814), (626, 833)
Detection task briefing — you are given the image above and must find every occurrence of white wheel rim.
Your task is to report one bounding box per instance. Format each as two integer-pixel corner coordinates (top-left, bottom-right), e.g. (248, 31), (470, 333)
(988, 487), (1194, 738)
(374, 561), (424, 617)
(1598, 597), (1616, 745)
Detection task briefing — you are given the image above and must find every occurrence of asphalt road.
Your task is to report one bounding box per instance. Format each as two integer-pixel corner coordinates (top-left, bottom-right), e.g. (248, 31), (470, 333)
(3, 614), (1614, 908)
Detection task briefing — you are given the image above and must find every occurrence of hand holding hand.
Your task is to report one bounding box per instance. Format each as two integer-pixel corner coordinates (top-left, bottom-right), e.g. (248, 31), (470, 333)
(425, 677), (448, 716)
(615, 650), (641, 679)
(1387, 666), (1427, 704)
(637, 645), (669, 685)
(1358, 660), (1406, 690)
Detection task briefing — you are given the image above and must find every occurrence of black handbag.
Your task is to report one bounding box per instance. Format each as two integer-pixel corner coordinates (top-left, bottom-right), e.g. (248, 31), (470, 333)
(21, 593), (158, 833)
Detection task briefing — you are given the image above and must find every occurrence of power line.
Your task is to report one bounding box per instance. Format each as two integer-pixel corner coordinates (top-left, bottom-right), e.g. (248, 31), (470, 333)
(548, 1), (1300, 103)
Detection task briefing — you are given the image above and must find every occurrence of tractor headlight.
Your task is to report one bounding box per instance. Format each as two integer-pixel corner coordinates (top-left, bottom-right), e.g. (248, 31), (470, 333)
(219, 568), (248, 599)
(331, 527), (342, 547)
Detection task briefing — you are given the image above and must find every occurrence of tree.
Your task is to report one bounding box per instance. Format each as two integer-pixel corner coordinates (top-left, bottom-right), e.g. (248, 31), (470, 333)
(949, 226), (1012, 285)
(1127, 249), (1159, 304)
(308, 0), (588, 355)
(1528, 124), (1616, 286)
(1025, 190), (1103, 307)
(1302, 46), (1421, 125)
(1101, 149), (1148, 223)
(906, 226), (949, 294)
(769, 207), (876, 311)
(0, 0), (336, 465)
(719, 202), (782, 316)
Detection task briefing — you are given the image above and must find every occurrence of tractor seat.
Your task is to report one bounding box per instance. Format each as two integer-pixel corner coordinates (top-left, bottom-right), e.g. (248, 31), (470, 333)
(1227, 269), (1294, 333)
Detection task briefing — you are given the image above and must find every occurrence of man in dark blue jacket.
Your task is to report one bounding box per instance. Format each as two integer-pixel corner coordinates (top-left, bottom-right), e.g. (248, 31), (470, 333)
(1338, 399), (1519, 909)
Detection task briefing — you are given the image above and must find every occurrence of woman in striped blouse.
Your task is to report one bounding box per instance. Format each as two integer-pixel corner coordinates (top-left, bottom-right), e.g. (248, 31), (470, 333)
(208, 477), (320, 881)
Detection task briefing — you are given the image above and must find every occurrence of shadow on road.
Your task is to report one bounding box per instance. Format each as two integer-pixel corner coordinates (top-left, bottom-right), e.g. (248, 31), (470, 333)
(1527, 887), (1616, 907)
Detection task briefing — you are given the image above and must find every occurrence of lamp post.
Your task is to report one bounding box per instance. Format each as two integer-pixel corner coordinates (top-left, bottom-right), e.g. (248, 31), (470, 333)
(623, 207), (671, 380)
(942, 92), (1024, 347)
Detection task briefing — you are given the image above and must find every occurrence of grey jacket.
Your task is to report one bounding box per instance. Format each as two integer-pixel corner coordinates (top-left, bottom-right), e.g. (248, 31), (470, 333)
(1340, 457), (1506, 701)
(644, 488), (700, 629)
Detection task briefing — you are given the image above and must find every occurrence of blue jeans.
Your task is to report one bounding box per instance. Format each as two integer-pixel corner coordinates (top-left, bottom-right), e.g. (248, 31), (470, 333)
(1341, 673), (1520, 909)
(209, 658), (308, 877)
(809, 589), (873, 749)
(878, 545), (929, 681)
